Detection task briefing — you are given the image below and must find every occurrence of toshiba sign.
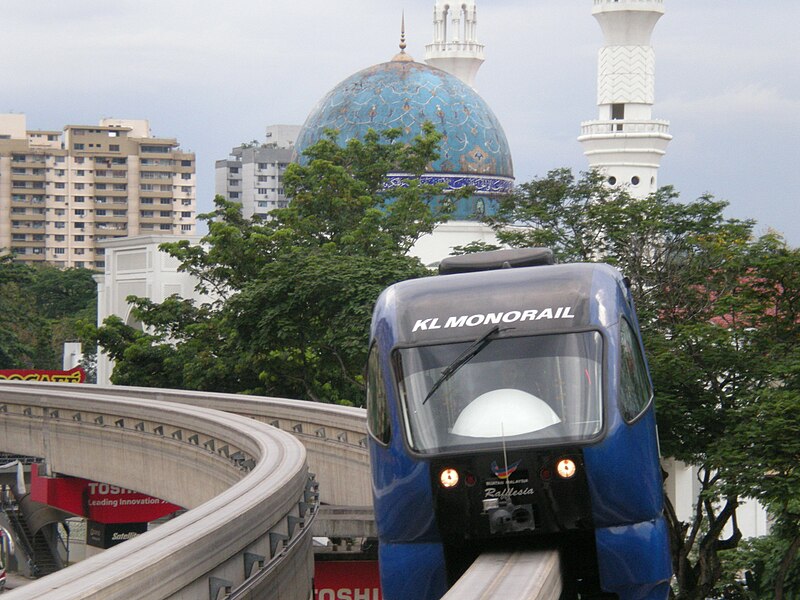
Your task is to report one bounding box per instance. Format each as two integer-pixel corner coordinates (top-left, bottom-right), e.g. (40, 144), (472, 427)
(30, 464), (181, 524)
(315, 561), (382, 600)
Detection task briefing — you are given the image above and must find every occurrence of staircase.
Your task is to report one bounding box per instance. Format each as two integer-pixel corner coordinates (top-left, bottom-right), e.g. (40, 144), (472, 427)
(4, 505), (60, 577)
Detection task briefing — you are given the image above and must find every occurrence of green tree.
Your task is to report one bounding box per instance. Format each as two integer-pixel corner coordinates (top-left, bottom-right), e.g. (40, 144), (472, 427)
(482, 169), (799, 599)
(92, 124), (456, 404)
(0, 258), (97, 370)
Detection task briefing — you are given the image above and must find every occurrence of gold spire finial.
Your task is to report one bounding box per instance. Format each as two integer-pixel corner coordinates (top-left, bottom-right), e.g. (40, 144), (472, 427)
(392, 11), (414, 62)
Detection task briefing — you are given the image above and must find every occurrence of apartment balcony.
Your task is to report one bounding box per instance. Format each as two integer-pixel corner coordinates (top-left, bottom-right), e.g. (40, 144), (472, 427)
(10, 238), (46, 249)
(10, 172), (46, 183)
(10, 156), (47, 167)
(94, 175), (128, 185)
(96, 214), (128, 223)
(95, 222), (128, 232)
(139, 215), (175, 225)
(139, 162), (175, 172)
(10, 223), (46, 234)
(138, 189), (165, 198)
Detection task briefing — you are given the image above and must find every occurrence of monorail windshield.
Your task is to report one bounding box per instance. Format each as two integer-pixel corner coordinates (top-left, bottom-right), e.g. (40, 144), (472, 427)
(395, 331), (603, 454)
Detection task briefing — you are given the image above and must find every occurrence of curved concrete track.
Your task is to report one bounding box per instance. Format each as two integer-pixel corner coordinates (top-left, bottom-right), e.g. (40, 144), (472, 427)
(0, 382), (318, 600)
(442, 550), (562, 600)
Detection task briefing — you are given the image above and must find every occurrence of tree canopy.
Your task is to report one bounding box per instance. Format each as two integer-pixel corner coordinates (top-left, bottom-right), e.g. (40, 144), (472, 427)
(0, 257), (96, 371)
(92, 124), (456, 404)
(482, 169), (800, 599)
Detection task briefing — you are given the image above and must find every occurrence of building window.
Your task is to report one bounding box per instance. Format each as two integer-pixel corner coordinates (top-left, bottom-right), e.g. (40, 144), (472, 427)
(181, 211), (192, 218)
(73, 143), (85, 150)
(181, 173), (191, 180)
(181, 160), (192, 167)
(181, 224), (192, 232)
(55, 235), (65, 242)
(160, 211), (172, 217)
(75, 248), (85, 255)
(74, 235), (84, 242)
(141, 198), (154, 204)
(55, 248), (65, 255)
(74, 209), (85, 216)
(55, 182), (65, 189)
(55, 222), (66, 229)
(160, 224), (171, 231)
(229, 192), (239, 199)
(110, 144), (120, 151)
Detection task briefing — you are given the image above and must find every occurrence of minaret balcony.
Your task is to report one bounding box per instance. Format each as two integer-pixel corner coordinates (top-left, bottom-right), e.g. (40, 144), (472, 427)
(425, 41), (485, 58)
(593, 0), (664, 9)
(579, 119), (670, 137)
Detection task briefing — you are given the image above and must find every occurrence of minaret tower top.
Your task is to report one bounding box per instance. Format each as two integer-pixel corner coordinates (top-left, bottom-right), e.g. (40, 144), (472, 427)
(425, 0), (485, 88)
(579, 0), (671, 198)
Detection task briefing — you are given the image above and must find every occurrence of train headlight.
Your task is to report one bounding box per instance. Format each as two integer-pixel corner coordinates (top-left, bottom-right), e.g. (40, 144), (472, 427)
(556, 458), (577, 479)
(440, 468), (460, 488)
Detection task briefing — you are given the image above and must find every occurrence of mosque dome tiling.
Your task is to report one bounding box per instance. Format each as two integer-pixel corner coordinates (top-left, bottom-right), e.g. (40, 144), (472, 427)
(295, 58), (514, 219)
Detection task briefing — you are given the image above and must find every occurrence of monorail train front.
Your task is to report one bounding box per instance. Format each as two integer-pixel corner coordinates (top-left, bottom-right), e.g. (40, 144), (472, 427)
(367, 250), (672, 600)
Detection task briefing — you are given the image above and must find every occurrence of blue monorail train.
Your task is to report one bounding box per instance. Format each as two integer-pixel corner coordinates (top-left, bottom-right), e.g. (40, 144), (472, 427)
(366, 249), (672, 599)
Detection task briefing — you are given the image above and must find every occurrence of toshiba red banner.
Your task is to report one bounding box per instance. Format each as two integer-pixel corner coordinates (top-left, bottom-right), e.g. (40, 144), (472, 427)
(315, 561), (382, 600)
(30, 464), (181, 524)
(0, 366), (85, 383)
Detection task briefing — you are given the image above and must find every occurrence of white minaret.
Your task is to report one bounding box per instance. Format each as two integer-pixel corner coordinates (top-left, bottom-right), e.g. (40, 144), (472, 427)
(425, 0), (485, 88)
(578, 0), (672, 197)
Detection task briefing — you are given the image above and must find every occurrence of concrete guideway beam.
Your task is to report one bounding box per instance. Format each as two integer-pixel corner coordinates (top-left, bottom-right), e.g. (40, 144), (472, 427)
(0, 382), (316, 600)
(37, 383), (373, 507)
(442, 550), (562, 600)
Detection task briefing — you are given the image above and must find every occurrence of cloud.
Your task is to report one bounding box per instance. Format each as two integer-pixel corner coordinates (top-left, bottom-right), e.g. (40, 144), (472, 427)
(661, 85), (800, 127)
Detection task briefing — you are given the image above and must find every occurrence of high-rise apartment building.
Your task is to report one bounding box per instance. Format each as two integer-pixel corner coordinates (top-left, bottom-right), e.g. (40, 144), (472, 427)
(0, 114), (196, 269)
(215, 125), (299, 220)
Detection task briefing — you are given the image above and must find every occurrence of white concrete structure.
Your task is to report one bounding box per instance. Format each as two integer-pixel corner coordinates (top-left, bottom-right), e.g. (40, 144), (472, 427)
(425, 0), (485, 88)
(578, 0), (672, 198)
(411, 221), (501, 267)
(94, 235), (209, 385)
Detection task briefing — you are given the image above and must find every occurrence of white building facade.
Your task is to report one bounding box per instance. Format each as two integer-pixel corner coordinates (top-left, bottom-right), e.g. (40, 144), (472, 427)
(0, 114), (196, 269)
(214, 125), (299, 220)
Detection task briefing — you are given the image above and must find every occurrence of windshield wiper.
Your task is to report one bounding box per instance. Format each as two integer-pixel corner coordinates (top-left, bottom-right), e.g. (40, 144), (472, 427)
(422, 325), (503, 405)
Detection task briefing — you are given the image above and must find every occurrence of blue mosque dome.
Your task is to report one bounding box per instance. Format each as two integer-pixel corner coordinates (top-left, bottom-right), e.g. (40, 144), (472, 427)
(295, 53), (514, 219)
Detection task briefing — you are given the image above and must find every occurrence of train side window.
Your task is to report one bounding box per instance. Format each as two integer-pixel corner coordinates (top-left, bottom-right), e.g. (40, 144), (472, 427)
(619, 319), (653, 423)
(367, 344), (391, 445)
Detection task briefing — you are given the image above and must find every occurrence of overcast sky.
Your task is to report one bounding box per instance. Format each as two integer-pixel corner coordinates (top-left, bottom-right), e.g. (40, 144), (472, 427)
(3, 1), (798, 245)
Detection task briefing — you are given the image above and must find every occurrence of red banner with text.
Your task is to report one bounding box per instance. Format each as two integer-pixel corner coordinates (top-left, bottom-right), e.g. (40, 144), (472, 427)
(0, 366), (86, 383)
(314, 560), (382, 600)
(30, 464), (181, 524)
